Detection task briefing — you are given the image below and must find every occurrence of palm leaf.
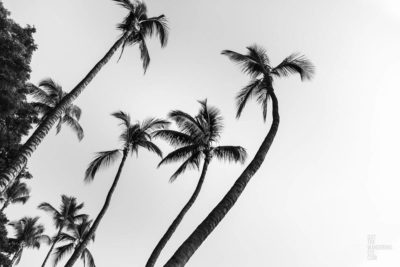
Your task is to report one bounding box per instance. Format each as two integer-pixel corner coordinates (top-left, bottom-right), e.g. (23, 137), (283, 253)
(235, 79), (263, 118)
(158, 145), (198, 167)
(141, 15), (169, 47)
(169, 151), (202, 182)
(221, 49), (264, 78)
(271, 53), (315, 80)
(53, 243), (75, 266)
(62, 115), (84, 140)
(136, 140), (163, 158)
(84, 149), (122, 182)
(213, 146), (247, 164)
(153, 130), (194, 147)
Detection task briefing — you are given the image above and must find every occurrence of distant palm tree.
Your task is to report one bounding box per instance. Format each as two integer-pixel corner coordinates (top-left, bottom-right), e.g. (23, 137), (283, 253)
(38, 195), (87, 267)
(30, 79), (84, 141)
(53, 218), (96, 267)
(64, 111), (168, 267)
(0, 0), (169, 190)
(9, 217), (50, 266)
(164, 45), (314, 266)
(0, 180), (30, 212)
(145, 100), (247, 267)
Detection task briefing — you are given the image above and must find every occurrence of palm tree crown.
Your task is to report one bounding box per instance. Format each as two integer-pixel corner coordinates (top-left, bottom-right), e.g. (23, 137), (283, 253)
(38, 195), (87, 229)
(222, 45), (314, 120)
(115, 0), (169, 71)
(0, 180), (30, 212)
(85, 111), (169, 182)
(29, 79), (84, 140)
(155, 100), (247, 182)
(9, 217), (50, 265)
(53, 218), (96, 267)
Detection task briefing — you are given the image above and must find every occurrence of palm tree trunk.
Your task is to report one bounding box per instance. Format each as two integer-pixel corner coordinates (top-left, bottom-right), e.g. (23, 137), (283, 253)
(163, 92), (280, 267)
(145, 156), (211, 267)
(0, 34), (128, 193)
(10, 245), (23, 266)
(64, 149), (128, 267)
(41, 226), (63, 267)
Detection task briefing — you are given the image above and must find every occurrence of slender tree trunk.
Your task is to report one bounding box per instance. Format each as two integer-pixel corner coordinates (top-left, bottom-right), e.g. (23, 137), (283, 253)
(163, 92), (280, 267)
(41, 226), (63, 267)
(64, 149), (128, 267)
(0, 34), (128, 193)
(145, 156), (211, 267)
(10, 245), (23, 266)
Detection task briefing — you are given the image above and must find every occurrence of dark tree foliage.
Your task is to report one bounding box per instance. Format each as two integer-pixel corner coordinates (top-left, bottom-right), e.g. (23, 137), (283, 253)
(0, 2), (37, 265)
(0, 1), (38, 187)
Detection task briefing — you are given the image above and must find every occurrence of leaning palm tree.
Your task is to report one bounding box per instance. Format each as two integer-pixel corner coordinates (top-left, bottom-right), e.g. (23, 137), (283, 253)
(145, 100), (247, 267)
(38, 195), (87, 267)
(0, 180), (30, 212)
(164, 45), (314, 266)
(53, 218), (96, 267)
(9, 217), (50, 266)
(0, 0), (169, 190)
(64, 111), (168, 267)
(30, 79), (84, 141)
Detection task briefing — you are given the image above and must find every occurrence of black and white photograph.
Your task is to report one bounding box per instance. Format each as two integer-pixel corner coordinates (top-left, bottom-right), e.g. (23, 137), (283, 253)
(0, 0), (399, 266)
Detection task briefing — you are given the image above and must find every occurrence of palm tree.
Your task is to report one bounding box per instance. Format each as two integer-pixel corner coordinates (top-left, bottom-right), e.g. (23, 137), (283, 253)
(0, 0), (169, 190)
(0, 180), (30, 212)
(53, 218), (96, 267)
(145, 100), (247, 267)
(64, 111), (168, 267)
(38, 195), (87, 267)
(164, 45), (314, 266)
(9, 217), (50, 266)
(30, 79), (84, 141)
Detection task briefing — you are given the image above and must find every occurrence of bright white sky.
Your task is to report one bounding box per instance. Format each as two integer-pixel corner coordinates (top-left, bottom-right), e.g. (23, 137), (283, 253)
(3, 0), (400, 266)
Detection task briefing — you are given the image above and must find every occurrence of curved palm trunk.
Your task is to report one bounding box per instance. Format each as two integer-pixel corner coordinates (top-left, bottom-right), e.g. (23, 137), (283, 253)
(145, 156), (211, 267)
(64, 149), (128, 267)
(41, 226), (63, 267)
(0, 34), (128, 193)
(163, 92), (280, 267)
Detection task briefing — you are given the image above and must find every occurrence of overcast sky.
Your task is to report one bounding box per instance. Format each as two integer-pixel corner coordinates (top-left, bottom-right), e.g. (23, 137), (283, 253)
(3, 0), (400, 266)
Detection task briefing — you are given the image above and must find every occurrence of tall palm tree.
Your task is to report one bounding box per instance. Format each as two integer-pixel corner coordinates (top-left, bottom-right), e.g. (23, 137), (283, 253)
(53, 218), (96, 267)
(0, 0), (169, 190)
(9, 217), (50, 266)
(0, 180), (30, 212)
(38, 195), (87, 267)
(0, 79), (84, 195)
(30, 79), (84, 141)
(164, 45), (314, 266)
(64, 111), (168, 267)
(145, 100), (247, 267)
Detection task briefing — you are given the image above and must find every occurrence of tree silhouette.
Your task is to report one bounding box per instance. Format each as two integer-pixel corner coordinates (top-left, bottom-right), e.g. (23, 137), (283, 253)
(0, 0), (169, 190)
(146, 100), (246, 267)
(64, 111), (168, 267)
(164, 45), (314, 266)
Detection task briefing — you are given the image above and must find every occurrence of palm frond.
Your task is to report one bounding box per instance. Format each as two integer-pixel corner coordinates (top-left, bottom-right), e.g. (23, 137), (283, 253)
(38, 203), (61, 220)
(158, 145), (198, 167)
(62, 115), (84, 141)
(235, 79), (263, 118)
(141, 118), (170, 132)
(153, 130), (194, 147)
(53, 243), (75, 266)
(82, 249), (96, 267)
(112, 111), (131, 129)
(169, 151), (202, 182)
(221, 49), (264, 78)
(141, 15), (169, 47)
(30, 102), (52, 115)
(271, 53), (315, 80)
(28, 84), (54, 106)
(57, 232), (76, 243)
(197, 100), (223, 143)
(168, 110), (204, 138)
(213, 146), (247, 164)
(113, 0), (135, 11)
(246, 44), (270, 67)
(139, 38), (150, 73)
(84, 149), (122, 182)
(136, 140), (163, 158)
(38, 78), (62, 99)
